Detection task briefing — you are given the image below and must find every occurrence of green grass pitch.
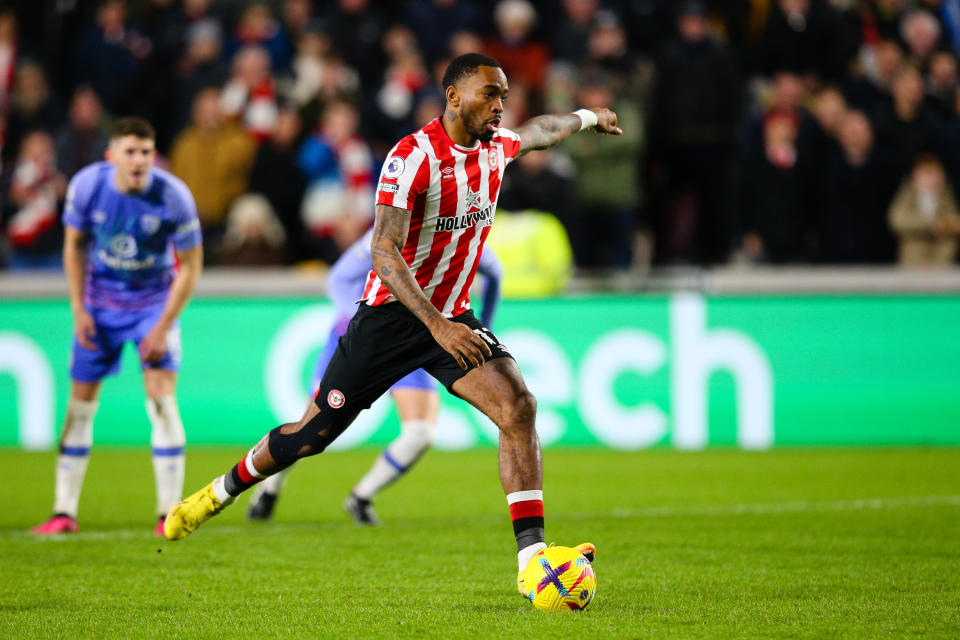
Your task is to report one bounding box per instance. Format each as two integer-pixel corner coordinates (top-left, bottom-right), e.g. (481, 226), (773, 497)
(1, 447), (958, 639)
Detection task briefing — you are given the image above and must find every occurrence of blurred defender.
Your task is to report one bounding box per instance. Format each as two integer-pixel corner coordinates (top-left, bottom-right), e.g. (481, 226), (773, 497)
(165, 53), (618, 593)
(247, 230), (502, 524)
(32, 118), (202, 536)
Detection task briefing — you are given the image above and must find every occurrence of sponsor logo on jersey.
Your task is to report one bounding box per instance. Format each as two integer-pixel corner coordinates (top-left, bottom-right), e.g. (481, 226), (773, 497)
(378, 182), (399, 193)
(382, 156), (405, 179)
(140, 214), (161, 234)
(435, 203), (495, 232)
(109, 233), (138, 258)
(464, 187), (481, 212)
(488, 149), (499, 171)
(328, 389), (345, 409)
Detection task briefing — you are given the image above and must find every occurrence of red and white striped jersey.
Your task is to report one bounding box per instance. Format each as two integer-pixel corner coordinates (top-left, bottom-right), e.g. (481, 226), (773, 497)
(362, 117), (522, 317)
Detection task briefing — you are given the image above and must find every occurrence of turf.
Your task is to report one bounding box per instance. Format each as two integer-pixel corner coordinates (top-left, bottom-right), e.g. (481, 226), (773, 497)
(0, 448), (958, 639)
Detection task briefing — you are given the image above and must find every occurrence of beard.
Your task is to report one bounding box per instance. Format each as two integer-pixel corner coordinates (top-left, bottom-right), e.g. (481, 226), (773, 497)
(466, 113), (495, 143)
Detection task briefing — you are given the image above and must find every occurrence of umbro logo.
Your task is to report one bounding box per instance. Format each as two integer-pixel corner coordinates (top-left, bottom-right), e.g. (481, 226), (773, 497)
(442, 167), (455, 179)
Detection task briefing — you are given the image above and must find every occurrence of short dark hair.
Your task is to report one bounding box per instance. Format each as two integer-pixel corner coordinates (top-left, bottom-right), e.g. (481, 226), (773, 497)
(111, 117), (155, 141)
(441, 53), (502, 94)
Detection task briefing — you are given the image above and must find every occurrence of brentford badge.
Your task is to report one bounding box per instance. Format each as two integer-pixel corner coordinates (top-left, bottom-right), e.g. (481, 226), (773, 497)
(327, 389), (345, 409)
(488, 149), (499, 171)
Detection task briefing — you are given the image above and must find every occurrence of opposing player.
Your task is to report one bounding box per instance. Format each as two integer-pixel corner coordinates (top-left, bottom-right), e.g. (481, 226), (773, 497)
(32, 118), (202, 536)
(165, 53), (618, 592)
(246, 229), (502, 524)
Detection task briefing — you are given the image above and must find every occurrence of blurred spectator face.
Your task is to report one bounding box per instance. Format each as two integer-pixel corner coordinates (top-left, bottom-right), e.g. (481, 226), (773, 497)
(588, 14), (627, 60)
(272, 107), (301, 145)
(283, 0), (312, 32)
(837, 111), (874, 160)
(108, 133), (156, 192)
(414, 94), (443, 128)
(19, 130), (55, 165)
(812, 87), (846, 135)
(912, 157), (946, 193)
(577, 83), (613, 110)
(0, 11), (17, 44)
(233, 46), (272, 86)
(382, 25), (419, 60)
(183, 0), (212, 19)
(192, 87), (223, 130)
(929, 52), (958, 92)
(901, 11), (940, 61)
(874, 41), (904, 83)
(892, 66), (925, 112)
(297, 30), (331, 58)
(238, 4), (277, 41)
(772, 72), (805, 110)
(13, 62), (49, 111)
(69, 87), (103, 131)
(98, 0), (126, 33)
(449, 31), (483, 58)
(677, 13), (709, 43)
(563, 0), (599, 25)
(338, 0), (370, 14)
(495, 0), (537, 42)
(764, 111), (799, 168)
(321, 101), (358, 143)
(185, 19), (223, 64)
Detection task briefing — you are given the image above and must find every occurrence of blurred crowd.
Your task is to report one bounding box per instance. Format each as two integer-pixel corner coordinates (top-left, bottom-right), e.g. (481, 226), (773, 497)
(3, 0), (960, 272)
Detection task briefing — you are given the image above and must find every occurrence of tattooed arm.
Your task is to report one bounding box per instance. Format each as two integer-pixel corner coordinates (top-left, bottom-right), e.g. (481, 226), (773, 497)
(513, 108), (622, 157)
(370, 204), (491, 369)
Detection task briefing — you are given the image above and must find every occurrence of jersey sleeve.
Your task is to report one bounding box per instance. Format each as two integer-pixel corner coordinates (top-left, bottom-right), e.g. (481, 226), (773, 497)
(167, 177), (203, 251)
(61, 166), (99, 232)
(496, 128), (523, 166)
(326, 235), (375, 317)
(376, 140), (429, 211)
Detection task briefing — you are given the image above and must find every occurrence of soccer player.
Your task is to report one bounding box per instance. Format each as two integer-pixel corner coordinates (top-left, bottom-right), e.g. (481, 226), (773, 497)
(246, 229), (503, 524)
(165, 53), (618, 592)
(31, 118), (202, 536)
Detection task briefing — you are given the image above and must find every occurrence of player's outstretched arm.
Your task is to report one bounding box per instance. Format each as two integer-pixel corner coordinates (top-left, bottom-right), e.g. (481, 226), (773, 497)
(513, 108), (622, 158)
(139, 245), (203, 363)
(371, 204), (491, 369)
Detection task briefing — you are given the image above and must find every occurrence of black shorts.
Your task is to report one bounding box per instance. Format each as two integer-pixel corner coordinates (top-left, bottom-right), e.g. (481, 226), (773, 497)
(313, 302), (513, 414)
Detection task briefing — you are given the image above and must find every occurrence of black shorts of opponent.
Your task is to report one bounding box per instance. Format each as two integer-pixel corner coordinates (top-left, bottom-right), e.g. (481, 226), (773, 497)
(313, 301), (513, 414)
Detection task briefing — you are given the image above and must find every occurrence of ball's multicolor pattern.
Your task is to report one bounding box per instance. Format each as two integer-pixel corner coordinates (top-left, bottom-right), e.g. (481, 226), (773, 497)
(521, 545), (597, 611)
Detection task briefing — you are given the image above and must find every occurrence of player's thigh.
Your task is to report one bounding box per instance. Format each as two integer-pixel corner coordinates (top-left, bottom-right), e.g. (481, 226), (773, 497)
(390, 385), (439, 423)
(135, 309), (182, 373)
(69, 315), (125, 385)
(450, 357), (535, 428)
(70, 380), (103, 402)
(143, 368), (177, 398)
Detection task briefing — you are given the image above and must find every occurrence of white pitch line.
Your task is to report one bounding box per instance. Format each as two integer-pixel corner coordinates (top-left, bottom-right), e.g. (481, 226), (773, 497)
(2, 495), (958, 542)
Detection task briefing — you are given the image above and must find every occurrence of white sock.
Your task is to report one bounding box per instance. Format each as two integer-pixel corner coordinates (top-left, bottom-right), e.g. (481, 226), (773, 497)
(211, 475), (235, 506)
(259, 465), (291, 495)
(147, 396), (186, 517)
(53, 399), (98, 518)
(352, 419), (433, 500)
(518, 542), (547, 571)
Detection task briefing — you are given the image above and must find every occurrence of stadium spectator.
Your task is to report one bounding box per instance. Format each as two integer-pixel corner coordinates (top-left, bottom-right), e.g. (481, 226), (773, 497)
(845, 39), (903, 121)
(758, 0), (847, 80)
(368, 25), (430, 143)
(818, 109), (899, 263)
(72, 0), (153, 116)
(547, 0), (600, 64)
(876, 64), (939, 180)
(563, 77), (643, 269)
(926, 50), (959, 119)
(900, 9), (942, 70)
(324, 0), (388, 88)
(249, 105), (307, 263)
(405, 0), (485, 63)
(298, 100), (375, 261)
(485, 0), (550, 103)
(647, 0), (742, 264)
(172, 18), (229, 137)
(0, 10), (18, 117)
(3, 61), (63, 166)
(2, 130), (67, 269)
(888, 153), (960, 265)
(220, 46), (279, 142)
(739, 109), (818, 264)
(581, 9), (654, 106)
(215, 194), (288, 266)
(169, 86), (256, 254)
(281, 0), (316, 47)
(226, 2), (293, 73)
(54, 86), (109, 179)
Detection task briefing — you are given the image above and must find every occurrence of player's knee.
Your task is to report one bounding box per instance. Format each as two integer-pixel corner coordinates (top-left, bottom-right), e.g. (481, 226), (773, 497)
(498, 391), (537, 432)
(61, 398), (98, 447)
(146, 395), (186, 447)
(401, 419), (435, 448)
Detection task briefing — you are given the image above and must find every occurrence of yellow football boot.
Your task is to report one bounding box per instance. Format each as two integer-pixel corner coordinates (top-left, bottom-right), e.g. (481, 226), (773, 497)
(163, 483), (228, 540)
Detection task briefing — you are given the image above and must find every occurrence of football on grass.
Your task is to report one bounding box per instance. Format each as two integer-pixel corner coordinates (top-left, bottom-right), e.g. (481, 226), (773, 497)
(519, 545), (597, 611)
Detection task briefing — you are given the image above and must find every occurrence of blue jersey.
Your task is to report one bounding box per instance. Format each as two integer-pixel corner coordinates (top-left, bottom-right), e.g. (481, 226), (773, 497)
(62, 162), (201, 311)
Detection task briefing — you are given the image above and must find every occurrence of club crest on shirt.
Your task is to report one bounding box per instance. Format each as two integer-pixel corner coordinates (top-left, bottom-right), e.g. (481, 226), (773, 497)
(327, 389), (345, 409)
(464, 187), (481, 212)
(382, 156), (405, 180)
(109, 233), (138, 258)
(140, 214), (161, 235)
(488, 149), (499, 171)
